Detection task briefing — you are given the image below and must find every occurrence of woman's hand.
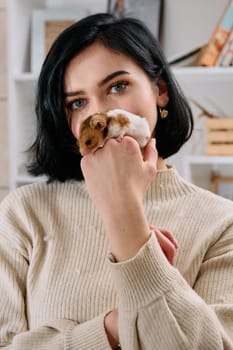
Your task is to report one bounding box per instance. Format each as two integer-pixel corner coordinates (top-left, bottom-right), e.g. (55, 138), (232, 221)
(81, 137), (157, 216)
(151, 226), (179, 265)
(104, 309), (119, 349)
(81, 137), (158, 261)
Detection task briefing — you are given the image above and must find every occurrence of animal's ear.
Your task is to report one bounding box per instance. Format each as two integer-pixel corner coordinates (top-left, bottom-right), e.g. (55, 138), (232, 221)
(90, 114), (107, 130)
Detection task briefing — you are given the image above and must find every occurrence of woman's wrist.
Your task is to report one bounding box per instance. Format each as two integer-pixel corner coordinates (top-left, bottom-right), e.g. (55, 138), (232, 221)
(103, 201), (150, 261)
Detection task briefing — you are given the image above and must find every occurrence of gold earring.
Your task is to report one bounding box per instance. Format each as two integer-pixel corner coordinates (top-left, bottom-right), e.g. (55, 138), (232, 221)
(159, 107), (168, 119)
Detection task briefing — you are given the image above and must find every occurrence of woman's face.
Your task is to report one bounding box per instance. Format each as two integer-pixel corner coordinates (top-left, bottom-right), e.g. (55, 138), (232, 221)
(63, 42), (168, 140)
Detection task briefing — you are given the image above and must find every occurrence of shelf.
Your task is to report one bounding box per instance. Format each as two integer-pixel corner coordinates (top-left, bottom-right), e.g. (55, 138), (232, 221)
(183, 155), (233, 183)
(172, 66), (233, 75)
(172, 67), (233, 82)
(12, 67), (233, 83)
(183, 155), (233, 165)
(14, 73), (38, 82)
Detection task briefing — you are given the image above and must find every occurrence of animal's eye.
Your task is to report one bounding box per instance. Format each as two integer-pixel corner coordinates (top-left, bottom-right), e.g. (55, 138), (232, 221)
(109, 81), (128, 94)
(85, 139), (92, 146)
(95, 121), (103, 130)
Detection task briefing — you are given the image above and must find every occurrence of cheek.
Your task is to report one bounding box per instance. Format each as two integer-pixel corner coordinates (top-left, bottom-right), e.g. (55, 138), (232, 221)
(143, 90), (158, 131)
(70, 116), (81, 140)
(147, 107), (158, 133)
(131, 101), (158, 133)
(127, 87), (158, 132)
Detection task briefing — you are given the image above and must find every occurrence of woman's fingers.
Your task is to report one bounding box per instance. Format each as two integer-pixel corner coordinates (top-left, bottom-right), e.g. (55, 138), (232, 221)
(150, 225), (179, 248)
(143, 138), (158, 164)
(150, 225), (179, 265)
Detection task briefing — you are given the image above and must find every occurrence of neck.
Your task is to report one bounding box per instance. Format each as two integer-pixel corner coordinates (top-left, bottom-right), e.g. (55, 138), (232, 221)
(157, 157), (167, 170)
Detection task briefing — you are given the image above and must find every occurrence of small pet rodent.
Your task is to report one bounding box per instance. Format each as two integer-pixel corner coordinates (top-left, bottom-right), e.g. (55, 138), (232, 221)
(78, 109), (151, 156)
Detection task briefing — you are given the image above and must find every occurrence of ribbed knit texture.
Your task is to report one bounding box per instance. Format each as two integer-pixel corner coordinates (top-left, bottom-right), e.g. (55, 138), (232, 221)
(0, 167), (233, 349)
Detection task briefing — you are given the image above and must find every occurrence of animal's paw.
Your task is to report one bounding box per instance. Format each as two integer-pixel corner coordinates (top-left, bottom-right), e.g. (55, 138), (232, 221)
(115, 134), (124, 142)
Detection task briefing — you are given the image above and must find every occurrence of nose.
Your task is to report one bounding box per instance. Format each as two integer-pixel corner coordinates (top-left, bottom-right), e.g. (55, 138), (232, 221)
(75, 95), (122, 140)
(88, 95), (122, 118)
(75, 100), (114, 138)
(88, 101), (110, 116)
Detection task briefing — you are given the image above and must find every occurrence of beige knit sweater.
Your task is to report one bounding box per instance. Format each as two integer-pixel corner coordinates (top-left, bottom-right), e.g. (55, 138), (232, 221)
(0, 167), (233, 349)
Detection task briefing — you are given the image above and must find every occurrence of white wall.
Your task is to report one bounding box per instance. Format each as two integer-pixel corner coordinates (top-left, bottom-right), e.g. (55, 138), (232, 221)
(160, 0), (229, 61)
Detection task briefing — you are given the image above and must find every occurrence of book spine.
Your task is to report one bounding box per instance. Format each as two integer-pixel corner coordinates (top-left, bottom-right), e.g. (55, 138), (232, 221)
(197, 0), (233, 67)
(216, 28), (233, 66)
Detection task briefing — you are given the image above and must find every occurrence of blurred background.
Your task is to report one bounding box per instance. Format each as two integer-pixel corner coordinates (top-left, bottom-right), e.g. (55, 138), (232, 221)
(1, 0), (233, 201)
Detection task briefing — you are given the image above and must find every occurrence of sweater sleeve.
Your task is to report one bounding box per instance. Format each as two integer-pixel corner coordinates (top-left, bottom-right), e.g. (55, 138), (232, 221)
(0, 240), (112, 350)
(0, 190), (112, 350)
(109, 232), (233, 350)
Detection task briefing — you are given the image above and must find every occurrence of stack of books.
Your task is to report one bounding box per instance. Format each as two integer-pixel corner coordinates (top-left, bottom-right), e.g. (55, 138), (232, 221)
(196, 0), (233, 67)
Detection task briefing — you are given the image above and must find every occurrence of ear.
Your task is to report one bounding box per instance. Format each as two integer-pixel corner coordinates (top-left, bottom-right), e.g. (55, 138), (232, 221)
(155, 78), (169, 107)
(90, 114), (107, 130)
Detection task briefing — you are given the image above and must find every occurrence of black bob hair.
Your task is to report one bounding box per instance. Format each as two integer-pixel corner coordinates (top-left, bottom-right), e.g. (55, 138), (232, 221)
(28, 12), (193, 182)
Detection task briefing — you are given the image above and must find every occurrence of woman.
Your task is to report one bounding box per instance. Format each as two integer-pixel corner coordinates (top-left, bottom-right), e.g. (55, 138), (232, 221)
(0, 13), (233, 349)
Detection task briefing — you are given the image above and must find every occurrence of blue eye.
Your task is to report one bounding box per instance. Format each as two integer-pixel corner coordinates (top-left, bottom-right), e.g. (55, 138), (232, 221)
(110, 81), (128, 94)
(69, 99), (85, 111)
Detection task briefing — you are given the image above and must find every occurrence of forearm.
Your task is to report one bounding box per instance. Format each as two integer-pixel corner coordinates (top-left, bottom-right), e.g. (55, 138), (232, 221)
(101, 195), (150, 262)
(110, 234), (233, 349)
(1, 314), (112, 350)
(81, 137), (158, 262)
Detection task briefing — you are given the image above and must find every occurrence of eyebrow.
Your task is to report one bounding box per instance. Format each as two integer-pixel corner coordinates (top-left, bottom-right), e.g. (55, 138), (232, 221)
(64, 70), (130, 98)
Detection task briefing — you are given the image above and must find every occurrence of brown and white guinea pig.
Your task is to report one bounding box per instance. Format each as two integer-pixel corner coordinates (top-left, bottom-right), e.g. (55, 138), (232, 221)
(78, 109), (151, 156)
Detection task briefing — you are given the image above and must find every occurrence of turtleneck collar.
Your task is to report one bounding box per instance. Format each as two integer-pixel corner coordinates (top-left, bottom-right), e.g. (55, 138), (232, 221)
(145, 166), (197, 202)
(78, 166), (197, 202)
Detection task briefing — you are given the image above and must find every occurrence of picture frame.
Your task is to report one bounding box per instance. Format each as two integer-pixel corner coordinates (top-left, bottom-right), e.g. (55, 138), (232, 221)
(107, 0), (162, 38)
(31, 8), (89, 74)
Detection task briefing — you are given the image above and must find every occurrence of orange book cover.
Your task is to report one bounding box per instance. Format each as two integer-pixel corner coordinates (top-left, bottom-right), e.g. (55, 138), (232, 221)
(216, 28), (233, 66)
(197, 0), (233, 67)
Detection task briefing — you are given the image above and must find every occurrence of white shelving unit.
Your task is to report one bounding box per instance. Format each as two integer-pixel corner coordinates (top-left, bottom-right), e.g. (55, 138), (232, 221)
(7, 1), (233, 195)
(182, 156), (233, 200)
(171, 67), (233, 197)
(7, 0), (45, 189)
(7, 0), (88, 189)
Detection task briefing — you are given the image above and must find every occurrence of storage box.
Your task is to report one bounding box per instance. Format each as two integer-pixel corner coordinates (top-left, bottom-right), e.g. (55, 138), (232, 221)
(205, 118), (233, 155)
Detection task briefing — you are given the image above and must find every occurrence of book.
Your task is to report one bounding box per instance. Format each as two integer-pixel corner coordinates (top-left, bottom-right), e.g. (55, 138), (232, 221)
(197, 0), (233, 67)
(168, 47), (202, 67)
(216, 28), (233, 66)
